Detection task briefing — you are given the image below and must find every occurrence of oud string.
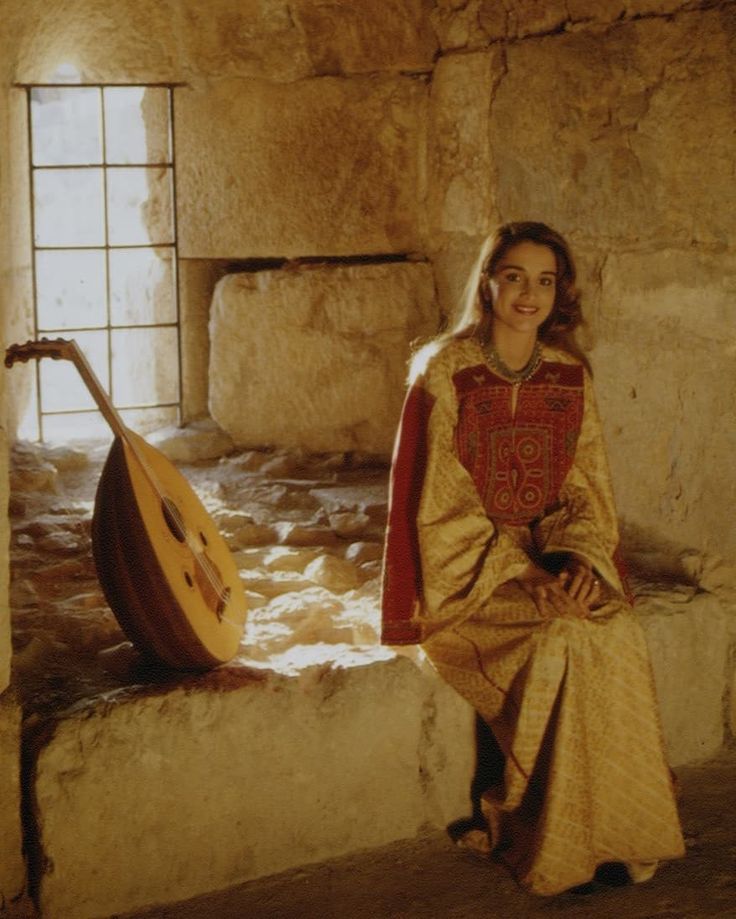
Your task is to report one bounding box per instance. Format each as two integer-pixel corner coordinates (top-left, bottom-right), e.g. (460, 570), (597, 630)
(124, 436), (235, 611)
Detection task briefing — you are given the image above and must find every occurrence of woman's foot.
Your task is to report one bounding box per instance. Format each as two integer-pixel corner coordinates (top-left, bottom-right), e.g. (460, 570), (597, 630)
(626, 860), (658, 884)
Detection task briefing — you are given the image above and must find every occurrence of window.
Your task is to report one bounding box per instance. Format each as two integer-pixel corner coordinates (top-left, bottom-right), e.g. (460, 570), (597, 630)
(25, 84), (181, 441)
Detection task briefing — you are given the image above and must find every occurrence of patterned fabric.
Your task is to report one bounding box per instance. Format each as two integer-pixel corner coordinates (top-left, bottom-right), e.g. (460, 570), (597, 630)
(453, 361), (583, 525)
(380, 337), (684, 894)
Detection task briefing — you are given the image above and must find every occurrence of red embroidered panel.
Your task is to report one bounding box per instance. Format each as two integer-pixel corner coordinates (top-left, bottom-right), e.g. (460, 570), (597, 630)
(453, 361), (584, 526)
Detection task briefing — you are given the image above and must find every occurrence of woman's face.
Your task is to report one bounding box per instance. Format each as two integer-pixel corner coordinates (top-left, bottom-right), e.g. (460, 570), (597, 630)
(487, 241), (557, 339)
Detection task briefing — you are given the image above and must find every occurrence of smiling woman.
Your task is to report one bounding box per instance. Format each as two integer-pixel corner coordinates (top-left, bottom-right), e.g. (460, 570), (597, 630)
(381, 221), (685, 895)
(483, 240), (557, 352)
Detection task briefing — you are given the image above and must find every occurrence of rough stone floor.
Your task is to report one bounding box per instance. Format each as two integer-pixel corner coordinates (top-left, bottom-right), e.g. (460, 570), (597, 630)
(9, 436), (389, 715)
(120, 756), (736, 919)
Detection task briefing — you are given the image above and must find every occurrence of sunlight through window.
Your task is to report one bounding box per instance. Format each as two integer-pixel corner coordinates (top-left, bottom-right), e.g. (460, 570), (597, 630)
(24, 84), (180, 442)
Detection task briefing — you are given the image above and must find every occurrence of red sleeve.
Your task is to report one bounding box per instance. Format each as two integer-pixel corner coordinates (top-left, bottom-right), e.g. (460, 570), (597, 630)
(380, 383), (434, 645)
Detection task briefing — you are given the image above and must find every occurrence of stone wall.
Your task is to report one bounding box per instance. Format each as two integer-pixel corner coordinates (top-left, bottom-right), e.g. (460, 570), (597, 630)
(176, 75), (428, 259)
(0, 695), (25, 913)
(1, 0), (735, 912)
(4, 0), (732, 559)
(0, 95), (11, 694)
(209, 262), (439, 454)
(0, 33), (29, 919)
(428, 1), (736, 559)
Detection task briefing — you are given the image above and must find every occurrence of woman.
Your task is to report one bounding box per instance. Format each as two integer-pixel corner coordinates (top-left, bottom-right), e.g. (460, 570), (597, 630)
(381, 222), (684, 895)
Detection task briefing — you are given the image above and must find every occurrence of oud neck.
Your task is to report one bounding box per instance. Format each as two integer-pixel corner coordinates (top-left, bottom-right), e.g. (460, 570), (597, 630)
(68, 345), (129, 442)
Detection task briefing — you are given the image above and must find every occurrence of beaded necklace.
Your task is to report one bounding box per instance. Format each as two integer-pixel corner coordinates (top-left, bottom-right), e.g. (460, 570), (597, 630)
(482, 338), (543, 383)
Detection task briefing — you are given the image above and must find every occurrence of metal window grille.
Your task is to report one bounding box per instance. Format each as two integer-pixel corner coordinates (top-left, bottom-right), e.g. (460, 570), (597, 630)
(24, 83), (182, 441)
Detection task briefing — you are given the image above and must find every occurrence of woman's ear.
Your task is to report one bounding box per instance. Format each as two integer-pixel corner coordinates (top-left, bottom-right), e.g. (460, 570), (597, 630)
(479, 275), (493, 309)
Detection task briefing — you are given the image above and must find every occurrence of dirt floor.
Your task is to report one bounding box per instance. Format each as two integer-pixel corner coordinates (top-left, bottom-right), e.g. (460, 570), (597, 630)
(120, 755), (736, 919)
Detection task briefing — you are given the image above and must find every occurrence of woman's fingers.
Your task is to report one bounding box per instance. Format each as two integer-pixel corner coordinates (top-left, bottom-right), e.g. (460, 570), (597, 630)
(561, 564), (602, 609)
(523, 569), (599, 619)
(538, 581), (588, 619)
(577, 576), (601, 608)
(536, 592), (553, 620)
(565, 567), (589, 600)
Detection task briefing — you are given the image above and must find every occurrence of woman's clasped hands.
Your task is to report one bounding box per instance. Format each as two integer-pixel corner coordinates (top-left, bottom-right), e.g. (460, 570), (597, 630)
(516, 555), (602, 619)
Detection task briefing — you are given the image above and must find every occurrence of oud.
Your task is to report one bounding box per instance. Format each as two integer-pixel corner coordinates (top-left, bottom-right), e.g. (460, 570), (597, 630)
(5, 337), (248, 670)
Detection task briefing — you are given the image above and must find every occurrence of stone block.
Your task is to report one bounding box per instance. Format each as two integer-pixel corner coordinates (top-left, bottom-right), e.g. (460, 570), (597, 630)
(176, 76), (427, 259)
(431, 0), (717, 51)
(566, 0), (697, 22)
(637, 589), (730, 766)
(178, 260), (227, 423)
(31, 654), (473, 919)
(6, 0), (435, 85)
(593, 248), (736, 559)
(424, 235), (487, 327)
(9, 0), (180, 84)
(174, 0), (314, 83)
(430, 0), (569, 49)
(177, 0), (436, 82)
(208, 262), (438, 454)
(290, 0), (437, 76)
(427, 51), (504, 239)
(490, 10), (734, 249)
(148, 418), (234, 464)
(0, 430), (9, 692)
(0, 693), (25, 908)
(415, 657), (477, 824)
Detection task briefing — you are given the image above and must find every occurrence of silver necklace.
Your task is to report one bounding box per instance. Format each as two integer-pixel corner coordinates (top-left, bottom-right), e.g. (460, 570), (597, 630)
(482, 338), (543, 383)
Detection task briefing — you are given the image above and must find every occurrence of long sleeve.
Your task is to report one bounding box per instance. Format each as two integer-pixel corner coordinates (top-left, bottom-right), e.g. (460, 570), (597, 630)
(415, 352), (531, 631)
(532, 371), (624, 594)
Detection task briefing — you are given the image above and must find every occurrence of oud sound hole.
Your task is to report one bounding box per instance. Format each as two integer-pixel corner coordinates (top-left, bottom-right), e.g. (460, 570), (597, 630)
(162, 497), (186, 543)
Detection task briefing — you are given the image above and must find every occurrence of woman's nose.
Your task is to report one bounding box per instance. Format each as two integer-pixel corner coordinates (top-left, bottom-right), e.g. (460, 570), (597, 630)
(517, 278), (533, 298)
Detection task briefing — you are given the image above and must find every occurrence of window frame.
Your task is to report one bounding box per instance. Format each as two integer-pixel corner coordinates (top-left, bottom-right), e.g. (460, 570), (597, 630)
(23, 81), (184, 441)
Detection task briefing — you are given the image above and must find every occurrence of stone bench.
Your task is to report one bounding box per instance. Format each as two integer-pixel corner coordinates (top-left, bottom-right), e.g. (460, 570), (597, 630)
(22, 575), (735, 919)
(24, 650), (475, 919)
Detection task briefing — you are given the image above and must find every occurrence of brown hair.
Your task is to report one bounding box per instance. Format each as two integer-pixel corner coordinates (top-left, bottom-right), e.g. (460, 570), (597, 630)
(457, 221), (590, 370)
(409, 221), (591, 381)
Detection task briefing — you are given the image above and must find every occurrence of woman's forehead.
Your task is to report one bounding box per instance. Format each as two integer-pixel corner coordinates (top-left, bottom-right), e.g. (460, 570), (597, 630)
(496, 241), (557, 273)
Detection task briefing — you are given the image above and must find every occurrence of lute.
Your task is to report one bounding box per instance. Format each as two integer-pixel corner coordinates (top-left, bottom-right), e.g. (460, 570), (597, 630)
(5, 337), (248, 670)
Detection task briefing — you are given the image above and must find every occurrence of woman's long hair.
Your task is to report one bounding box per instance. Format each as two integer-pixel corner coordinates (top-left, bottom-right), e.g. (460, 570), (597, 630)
(411, 221), (591, 380)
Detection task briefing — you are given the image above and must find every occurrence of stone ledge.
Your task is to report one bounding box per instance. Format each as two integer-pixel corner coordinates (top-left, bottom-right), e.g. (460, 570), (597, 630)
(24, 580), (736, 919)
(11, 440), (736, 918)
(0, 692), (26, 914)
(26, 651), (474, 919)
(636, 586), (734, 766)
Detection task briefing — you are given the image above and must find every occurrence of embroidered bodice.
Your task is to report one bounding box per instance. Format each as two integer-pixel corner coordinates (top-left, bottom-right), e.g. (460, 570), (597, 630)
(453, 360), (584, 526)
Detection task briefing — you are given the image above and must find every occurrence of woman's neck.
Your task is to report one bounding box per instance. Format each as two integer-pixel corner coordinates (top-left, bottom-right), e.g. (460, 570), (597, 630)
(491, 327), (539, 371)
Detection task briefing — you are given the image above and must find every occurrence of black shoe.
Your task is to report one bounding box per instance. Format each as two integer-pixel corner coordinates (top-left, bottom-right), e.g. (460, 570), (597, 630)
(595, 862), (631, 887)
(567, 881), (598, 895)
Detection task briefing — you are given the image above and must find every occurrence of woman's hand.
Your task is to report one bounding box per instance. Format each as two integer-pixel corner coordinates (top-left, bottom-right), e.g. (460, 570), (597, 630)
(515, 564), (589, 620)
(559, 554), (602, 611)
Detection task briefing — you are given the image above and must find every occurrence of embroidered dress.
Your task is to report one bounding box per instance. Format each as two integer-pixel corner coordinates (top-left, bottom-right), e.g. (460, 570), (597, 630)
(381, 338), (684, 895)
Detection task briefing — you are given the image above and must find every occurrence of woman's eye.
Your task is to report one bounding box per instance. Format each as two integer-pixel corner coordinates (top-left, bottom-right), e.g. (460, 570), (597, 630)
(539, 277), (555, 287)
(503, 272), (521, 283)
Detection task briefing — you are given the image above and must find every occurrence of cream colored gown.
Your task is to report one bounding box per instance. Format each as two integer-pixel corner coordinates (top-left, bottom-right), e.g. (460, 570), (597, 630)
(381, 338), (684, 895)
